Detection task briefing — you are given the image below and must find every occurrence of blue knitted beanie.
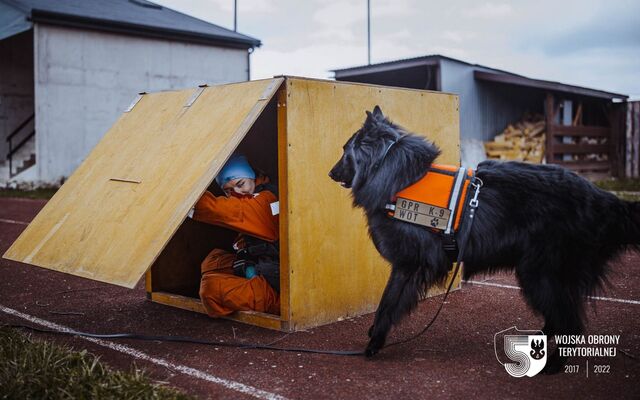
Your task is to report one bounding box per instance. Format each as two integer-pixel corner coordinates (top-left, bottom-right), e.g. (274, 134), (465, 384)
(215, 155), (256, 187)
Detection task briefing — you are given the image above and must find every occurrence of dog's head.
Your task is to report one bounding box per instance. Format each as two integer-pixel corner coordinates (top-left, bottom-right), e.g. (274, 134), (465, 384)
(329, 106), (397, 189)
(329, 106), (439, 192)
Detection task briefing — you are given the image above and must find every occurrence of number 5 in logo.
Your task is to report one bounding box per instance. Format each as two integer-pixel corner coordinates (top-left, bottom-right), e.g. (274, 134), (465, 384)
(495, 327), (547, 377)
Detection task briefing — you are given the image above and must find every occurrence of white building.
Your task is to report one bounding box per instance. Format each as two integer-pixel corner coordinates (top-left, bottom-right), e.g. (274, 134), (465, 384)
(0, 0), (260, 186)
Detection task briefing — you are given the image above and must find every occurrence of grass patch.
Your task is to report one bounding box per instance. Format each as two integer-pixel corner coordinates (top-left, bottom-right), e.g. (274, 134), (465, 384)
(0, 188), (58, 199)
(594, 178), (640, 201)
(0, 327), (194, 400)
(614, 192), (640, 202)
(594, 178), (640, 192)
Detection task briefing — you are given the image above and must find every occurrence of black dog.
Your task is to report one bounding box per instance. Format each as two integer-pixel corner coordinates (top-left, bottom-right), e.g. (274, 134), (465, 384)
(329, 106), (639, 373)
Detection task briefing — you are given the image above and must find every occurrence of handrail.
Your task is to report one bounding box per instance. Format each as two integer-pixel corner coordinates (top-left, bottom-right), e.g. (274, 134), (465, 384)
(8, 131), (35, 158)
(8, 130), (36, 178)
(6, 113), (36, 178)
(7, 113), (34, 143)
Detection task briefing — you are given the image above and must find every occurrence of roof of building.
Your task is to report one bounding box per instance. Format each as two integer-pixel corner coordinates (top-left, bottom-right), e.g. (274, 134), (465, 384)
(0, 0), (260, 49)
(333, 54), (628, 100)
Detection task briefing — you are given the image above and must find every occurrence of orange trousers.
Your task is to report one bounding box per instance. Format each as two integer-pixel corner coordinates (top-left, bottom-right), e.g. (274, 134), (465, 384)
(199, 249), (280, 317)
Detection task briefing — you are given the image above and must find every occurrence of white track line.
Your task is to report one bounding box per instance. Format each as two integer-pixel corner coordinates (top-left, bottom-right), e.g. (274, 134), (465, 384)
(0, 218), (29, 225)
(0, 305), (289, 400)
(464, 280), (640, 305)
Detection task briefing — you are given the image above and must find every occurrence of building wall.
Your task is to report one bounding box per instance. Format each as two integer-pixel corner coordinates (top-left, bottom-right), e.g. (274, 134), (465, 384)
(440, 59), (546, 167)
(0, 30), (34, 160)
(441, 60), (544, 141)
(440, 59), (543, 142)
(34, 24), (249, 183)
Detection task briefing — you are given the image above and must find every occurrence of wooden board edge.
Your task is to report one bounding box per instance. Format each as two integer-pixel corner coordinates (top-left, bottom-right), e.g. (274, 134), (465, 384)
(145, 270), (152, 297)
(149, 291), (285, 331)
(150, 292), (207, 314)
(277, 83), (291, 323)
(283, 75), (458, 97)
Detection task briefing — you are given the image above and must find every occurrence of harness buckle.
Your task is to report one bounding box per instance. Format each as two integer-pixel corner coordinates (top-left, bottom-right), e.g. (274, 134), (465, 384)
(469, 177), (483, 209)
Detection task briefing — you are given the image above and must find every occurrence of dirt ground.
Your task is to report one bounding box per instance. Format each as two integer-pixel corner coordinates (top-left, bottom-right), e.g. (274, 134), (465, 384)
(1, 197), (639, 400)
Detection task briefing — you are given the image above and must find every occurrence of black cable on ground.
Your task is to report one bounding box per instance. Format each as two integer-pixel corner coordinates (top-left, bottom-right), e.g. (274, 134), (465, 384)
(2, 323), (364, 356)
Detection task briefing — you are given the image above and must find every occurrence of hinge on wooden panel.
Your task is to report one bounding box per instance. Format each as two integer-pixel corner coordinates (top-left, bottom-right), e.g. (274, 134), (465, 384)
(259, 79), (280, 101)
(184, 85), (208, 108)
(124, 92), (146, 112)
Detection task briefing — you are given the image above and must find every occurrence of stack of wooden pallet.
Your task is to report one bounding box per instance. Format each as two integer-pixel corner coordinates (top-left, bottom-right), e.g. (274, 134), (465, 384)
(484, 114), (545, 163)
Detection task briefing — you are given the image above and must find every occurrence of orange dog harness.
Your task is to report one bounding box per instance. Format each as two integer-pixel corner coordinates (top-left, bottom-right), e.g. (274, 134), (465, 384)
(387, 164), (475, 236)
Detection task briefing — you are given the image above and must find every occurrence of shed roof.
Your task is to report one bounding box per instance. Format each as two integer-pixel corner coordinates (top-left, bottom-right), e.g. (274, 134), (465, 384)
(0, 0), (260, 49)
(333, 54), (628, 100)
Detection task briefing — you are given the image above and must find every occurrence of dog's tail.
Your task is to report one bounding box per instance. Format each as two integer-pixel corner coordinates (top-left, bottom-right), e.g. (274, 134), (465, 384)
(622, 201), (640, 245)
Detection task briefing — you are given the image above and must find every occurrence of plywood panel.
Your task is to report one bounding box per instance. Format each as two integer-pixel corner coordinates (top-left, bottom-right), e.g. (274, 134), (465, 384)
(4, 78), (284, 288)
(285, 78), (460, 329)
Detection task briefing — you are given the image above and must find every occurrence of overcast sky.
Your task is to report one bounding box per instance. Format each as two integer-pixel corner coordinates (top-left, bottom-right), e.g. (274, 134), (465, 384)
(155, 0), (640, 98)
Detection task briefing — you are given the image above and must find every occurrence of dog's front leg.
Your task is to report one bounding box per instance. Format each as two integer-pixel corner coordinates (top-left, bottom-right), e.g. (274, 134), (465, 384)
(366, 266), (422, 357)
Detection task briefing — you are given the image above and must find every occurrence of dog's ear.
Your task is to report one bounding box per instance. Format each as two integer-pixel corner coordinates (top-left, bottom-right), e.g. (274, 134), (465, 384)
(365, 106), (385, 121)
(364, 105), (385, 130)
(372, 105), (384, 120)
(364, 110), (376, 130)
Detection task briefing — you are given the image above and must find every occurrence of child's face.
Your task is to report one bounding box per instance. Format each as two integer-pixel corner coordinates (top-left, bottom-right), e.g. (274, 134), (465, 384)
(223, 177), (256, 196)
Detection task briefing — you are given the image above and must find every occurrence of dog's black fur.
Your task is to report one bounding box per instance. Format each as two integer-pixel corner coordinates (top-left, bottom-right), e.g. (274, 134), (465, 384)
(329, 106), (640, 373)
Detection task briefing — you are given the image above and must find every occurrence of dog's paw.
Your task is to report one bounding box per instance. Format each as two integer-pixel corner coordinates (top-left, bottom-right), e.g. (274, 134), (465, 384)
(365, 336), (385, 358)
(365, 344), (379, 358)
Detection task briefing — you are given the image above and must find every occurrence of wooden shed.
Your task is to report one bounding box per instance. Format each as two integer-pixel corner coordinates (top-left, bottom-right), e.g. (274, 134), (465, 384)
(3, 77), (461, 331)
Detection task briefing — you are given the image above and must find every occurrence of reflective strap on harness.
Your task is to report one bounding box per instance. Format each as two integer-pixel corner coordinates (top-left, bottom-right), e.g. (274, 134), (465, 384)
(444, 167), (468, 235)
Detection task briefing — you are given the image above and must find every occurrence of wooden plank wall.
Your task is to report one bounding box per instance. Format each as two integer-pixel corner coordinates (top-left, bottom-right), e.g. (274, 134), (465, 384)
(545, 93), (614, 178)
(626, 101), (640, 178)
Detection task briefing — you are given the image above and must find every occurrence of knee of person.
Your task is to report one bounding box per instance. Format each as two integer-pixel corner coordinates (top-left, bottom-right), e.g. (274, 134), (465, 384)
(201, 249), (235, 272)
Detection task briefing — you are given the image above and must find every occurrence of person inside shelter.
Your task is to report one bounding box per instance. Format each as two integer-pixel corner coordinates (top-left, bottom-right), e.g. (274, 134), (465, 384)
(191, 155), (280, 317)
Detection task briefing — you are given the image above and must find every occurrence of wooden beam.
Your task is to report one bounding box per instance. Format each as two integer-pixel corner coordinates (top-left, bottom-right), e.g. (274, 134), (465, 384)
(552, 144), (610, 154)
(545, 93), (555, 163)
(552, 125), (610, 137)
(277, 85), (291, 324)
(150, 292), (285, 331)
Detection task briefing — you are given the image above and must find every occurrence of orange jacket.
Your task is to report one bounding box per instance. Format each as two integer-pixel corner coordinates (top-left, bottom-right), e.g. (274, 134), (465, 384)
(193, 176), (279, 242)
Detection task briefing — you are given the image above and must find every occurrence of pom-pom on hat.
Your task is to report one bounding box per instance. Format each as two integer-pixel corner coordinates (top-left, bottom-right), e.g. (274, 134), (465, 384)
(215, 155), (256, 187)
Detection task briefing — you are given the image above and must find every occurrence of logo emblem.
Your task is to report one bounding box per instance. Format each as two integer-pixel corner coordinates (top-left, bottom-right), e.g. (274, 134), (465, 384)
(495, 327), (547, 377)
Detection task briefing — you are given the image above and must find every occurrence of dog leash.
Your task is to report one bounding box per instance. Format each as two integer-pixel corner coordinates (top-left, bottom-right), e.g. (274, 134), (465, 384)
(383, 176), (483, 350)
